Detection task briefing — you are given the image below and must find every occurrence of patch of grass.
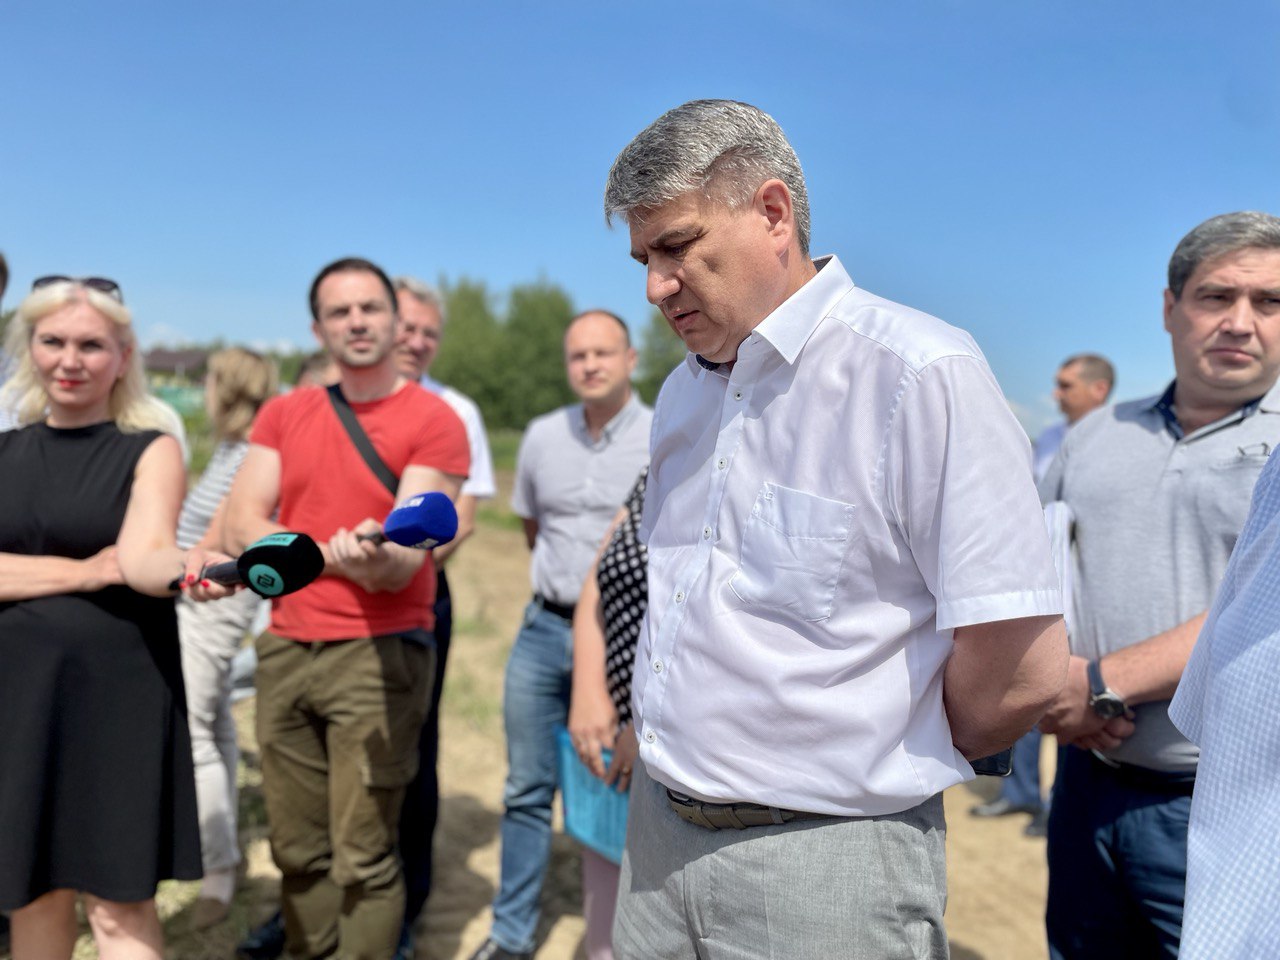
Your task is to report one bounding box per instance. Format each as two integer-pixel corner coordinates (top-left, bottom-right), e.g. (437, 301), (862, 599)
(476, 502), (523, 532)
(488, 429), (521, 472)
(442, 667), (502, 732)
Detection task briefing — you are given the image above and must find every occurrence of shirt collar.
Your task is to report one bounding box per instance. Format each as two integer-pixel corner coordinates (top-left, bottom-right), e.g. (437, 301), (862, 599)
(573, 392), (642, 446)
(686, 255), (856, 374)
(419, 374), (444, 395)
(1147, 378), (1279, 440)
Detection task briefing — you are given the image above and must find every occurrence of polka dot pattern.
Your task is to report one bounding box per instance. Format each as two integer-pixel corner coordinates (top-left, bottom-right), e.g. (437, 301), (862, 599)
(599, 468), (648, 728)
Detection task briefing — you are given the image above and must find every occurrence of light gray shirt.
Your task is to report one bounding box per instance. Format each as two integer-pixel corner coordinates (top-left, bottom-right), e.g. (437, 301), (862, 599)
(1041, 380), (1280, 770)
(511, 393), (651, 606)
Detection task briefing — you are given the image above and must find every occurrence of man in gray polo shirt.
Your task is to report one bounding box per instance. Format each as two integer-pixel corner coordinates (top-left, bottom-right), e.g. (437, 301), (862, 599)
(1039, 210), (1280, 958)
(470, 310), (651, 960)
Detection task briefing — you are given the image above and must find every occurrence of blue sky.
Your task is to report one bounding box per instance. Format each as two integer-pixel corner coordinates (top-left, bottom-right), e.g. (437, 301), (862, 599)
(3, 1), (1278, 432)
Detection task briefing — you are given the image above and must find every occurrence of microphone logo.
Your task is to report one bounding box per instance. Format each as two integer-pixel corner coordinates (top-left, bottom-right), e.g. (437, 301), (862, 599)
(247, 564), (286, 597)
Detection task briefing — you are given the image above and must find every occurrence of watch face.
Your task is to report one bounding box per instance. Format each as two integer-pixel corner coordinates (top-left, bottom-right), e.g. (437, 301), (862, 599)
(1091, 694), (1127, 720)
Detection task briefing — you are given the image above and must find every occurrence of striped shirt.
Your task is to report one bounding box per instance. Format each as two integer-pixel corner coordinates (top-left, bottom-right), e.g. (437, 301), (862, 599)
(177, 439), (250, 550)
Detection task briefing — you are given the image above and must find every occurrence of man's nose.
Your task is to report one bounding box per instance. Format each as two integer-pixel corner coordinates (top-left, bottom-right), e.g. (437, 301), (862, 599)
(647, 264), (679, 305)
(1221, 299), (1256, 336)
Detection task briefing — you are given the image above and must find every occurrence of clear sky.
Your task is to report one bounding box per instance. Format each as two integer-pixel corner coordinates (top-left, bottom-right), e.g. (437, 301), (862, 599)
(3, 1), (1278, 432)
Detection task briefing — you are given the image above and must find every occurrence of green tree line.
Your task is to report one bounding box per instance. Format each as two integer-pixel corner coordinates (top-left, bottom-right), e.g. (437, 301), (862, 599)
(0, 280), (688, 433)
(432, 278), (685, 429)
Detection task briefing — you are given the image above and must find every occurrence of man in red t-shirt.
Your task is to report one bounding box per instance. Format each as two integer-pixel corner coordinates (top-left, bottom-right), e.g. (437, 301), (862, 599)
(225, 257), (469, 960)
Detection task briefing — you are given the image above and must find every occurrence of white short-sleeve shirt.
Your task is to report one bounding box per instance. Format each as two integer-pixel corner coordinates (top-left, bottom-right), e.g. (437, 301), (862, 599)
(422, 377), (496, 499)
(635, 256), (1063, 816)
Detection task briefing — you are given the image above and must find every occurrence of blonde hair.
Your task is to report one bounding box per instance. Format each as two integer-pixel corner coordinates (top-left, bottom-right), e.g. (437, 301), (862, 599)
(207, 347), (278, 440)
(0, 280), (175, 435)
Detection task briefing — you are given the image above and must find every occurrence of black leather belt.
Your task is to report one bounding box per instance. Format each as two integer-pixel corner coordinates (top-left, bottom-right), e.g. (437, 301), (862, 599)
(533, 593), (575, 621)
(1089, 752), (1196, 795)
(665, 790), (841, 831)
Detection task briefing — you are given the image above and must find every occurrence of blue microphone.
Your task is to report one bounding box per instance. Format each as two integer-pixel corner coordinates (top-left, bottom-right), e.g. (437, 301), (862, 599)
(359, 492), (459, 550)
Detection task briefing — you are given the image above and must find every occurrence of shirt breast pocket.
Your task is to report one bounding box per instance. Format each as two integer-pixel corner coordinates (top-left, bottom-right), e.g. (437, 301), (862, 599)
(728, 482), (855, 622)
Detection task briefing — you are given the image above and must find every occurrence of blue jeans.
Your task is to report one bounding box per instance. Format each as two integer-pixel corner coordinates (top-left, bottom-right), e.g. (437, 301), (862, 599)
(1000, 729), (1045, 809)
(491, 601), (574, 953)
(1046, 746), (1192, 959)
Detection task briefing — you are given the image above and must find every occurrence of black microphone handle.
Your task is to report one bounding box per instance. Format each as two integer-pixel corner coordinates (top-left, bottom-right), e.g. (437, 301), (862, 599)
(167, 559), (241, 592)
(202, 559), (243, 585)
(356, 530), (388, 546)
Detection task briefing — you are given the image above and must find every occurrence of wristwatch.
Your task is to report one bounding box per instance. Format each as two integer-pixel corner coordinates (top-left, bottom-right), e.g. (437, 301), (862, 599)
(1086, 659), (1127, 720)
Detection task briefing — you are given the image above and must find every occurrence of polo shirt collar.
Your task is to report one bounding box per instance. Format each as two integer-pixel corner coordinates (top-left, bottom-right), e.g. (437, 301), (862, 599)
(686, 255), (856, 375)
(1147, 378), (1280, 440)
(572, 392), (643, 446)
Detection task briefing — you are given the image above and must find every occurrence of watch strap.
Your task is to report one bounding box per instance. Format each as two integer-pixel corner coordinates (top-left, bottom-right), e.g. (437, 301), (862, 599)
(1087, 658), (1107, 699)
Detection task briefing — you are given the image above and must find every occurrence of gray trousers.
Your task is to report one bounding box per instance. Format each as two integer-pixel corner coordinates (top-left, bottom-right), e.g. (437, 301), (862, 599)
(613, 767), (949, 960)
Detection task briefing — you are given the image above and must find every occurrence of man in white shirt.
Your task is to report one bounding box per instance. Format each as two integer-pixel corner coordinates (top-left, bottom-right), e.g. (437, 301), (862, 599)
(973, 352), (1113, 835)
(392, 276), (497, 958)
(603, 99), (1068, 959)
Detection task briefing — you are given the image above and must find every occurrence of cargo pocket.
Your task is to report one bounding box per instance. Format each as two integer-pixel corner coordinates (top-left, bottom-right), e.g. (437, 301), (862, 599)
(728, 482), (855, 622)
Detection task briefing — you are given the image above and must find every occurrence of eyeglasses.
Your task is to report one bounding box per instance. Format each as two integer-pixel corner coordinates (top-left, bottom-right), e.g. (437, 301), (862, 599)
(31, 275), (124, 304)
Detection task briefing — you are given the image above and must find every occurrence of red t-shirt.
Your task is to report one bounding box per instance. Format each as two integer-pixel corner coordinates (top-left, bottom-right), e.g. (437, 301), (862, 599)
(250, 383), (470, 641)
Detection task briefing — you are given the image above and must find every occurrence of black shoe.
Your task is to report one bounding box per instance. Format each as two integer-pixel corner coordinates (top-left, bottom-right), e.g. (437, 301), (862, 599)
(1024, 810), (1049, 837)
(468, 937), (534, 960)
(237, 911), (286, 960)
(969, 797), (1041, 818)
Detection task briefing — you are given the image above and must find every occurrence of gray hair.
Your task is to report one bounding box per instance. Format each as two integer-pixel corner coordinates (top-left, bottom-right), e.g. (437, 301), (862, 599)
(1168, 211), (1280, 299)
(604, 99), (811, 255)
(393, 275), (447, 325)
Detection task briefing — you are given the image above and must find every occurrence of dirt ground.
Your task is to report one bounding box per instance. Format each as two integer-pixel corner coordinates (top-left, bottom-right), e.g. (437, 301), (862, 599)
(22, 491), (1056, 960)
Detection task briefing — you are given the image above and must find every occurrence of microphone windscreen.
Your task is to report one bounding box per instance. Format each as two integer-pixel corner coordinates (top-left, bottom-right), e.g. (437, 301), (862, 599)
(382, 492), (459, 549)
(234, 532), (326, 598)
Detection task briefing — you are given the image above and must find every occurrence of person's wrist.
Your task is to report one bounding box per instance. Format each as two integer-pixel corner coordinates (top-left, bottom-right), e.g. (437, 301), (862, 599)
(1087, 657), (1128, 719)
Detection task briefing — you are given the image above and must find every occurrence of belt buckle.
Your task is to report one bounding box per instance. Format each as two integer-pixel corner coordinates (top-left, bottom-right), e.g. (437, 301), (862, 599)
(667, 790), (722, 831)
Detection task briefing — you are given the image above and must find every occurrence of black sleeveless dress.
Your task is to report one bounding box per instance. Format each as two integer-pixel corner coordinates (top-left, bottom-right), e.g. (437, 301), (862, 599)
(0, 422), (202, 909)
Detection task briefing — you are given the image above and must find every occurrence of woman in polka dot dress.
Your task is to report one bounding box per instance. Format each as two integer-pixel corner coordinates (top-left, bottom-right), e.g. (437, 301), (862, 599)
(568, 467), (648, 960)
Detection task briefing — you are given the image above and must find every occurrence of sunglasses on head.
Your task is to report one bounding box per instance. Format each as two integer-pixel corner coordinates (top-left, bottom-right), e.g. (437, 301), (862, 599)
(31, 275), (124, 304)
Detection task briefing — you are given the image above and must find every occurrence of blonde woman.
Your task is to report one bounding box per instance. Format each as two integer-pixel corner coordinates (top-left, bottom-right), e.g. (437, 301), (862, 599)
(0, 276), (232, 960)
(175, 347), (278, 929)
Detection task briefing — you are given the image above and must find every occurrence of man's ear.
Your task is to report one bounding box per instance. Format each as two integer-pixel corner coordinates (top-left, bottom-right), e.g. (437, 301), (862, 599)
(1162, 288), (1176, 332)
(755, 179), (795, 250)
(311, 321), (325, 349)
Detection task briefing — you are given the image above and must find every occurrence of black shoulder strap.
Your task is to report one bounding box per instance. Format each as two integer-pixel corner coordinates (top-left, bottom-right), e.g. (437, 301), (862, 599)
(326, 384), (399, 496)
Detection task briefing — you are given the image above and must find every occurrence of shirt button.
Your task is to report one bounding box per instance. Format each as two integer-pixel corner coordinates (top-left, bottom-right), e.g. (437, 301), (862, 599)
(675, 590), (685, 603)
(703, 526), (712, 539)
(653, 659), (663, 673)
(645, 730), (656, 743)
(734, 391), (743, 401)
(717, 458), (727, 469)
